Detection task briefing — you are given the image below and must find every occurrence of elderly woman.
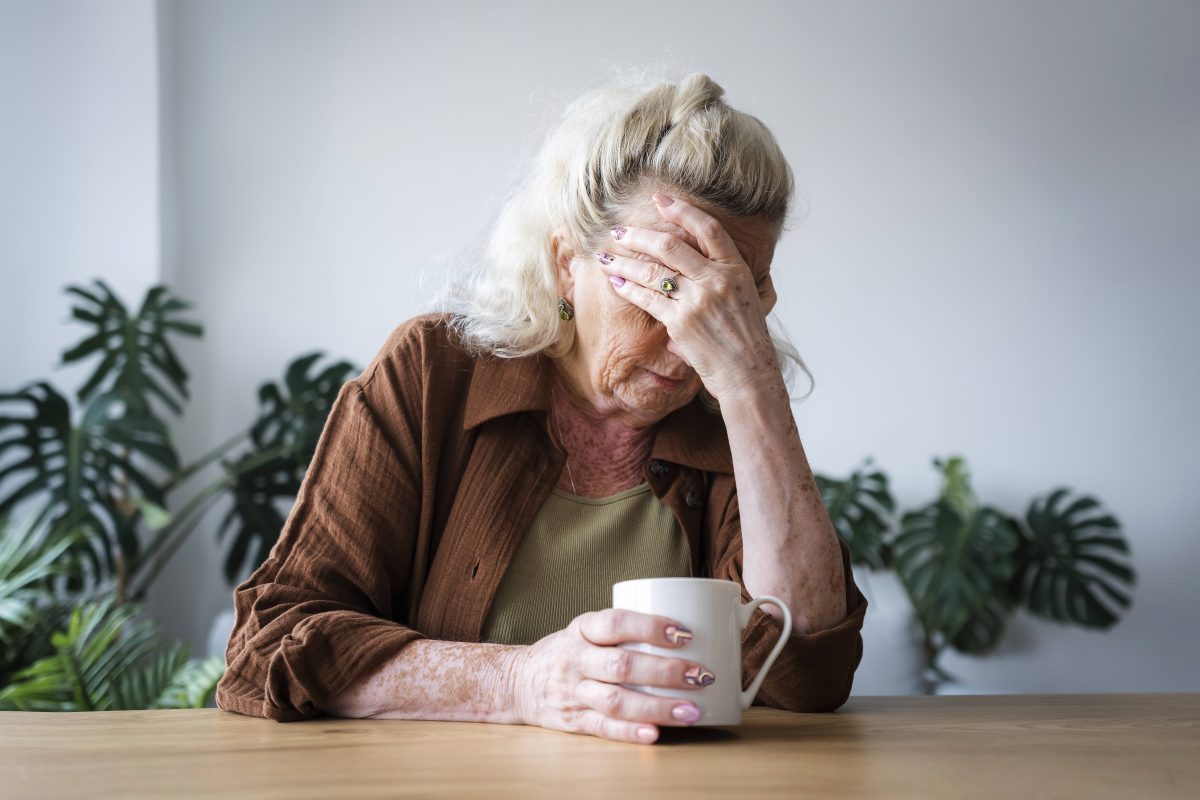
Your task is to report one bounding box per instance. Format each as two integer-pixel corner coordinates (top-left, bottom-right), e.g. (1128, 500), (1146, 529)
(216, 72), (867, 744)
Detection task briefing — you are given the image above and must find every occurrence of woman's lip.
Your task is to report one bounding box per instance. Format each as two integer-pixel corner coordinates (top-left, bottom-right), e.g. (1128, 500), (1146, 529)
(646, 369), (685, 387)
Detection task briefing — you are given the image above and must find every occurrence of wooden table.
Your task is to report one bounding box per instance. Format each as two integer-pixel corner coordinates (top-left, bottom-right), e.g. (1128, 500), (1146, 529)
(2, 694), (1196, 799)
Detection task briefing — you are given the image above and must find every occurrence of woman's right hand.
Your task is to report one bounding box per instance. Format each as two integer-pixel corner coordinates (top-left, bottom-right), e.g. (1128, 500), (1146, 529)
(508, 608), (717, 744)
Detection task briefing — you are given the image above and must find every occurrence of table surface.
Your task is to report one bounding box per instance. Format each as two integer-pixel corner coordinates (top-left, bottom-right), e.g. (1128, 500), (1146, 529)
(2, 693), (1197, 799)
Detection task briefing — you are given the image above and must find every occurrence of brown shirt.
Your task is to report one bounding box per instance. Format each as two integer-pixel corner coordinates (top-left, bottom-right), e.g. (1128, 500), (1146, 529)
(215, 313), (868, 722)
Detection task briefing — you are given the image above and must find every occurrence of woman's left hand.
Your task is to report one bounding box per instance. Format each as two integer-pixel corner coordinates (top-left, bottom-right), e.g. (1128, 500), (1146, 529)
(596, 193), (780, 402)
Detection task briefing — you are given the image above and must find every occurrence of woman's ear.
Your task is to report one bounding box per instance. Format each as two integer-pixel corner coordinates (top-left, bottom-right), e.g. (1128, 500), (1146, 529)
(550, 227), (578, 300)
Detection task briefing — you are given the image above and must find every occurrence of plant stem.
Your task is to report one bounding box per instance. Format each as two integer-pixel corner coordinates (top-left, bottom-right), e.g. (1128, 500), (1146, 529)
(126, 442), (287, 599)
(162, 427), (250, 493)
(126, 476), (233, 601)
(921, 629), (939, 695)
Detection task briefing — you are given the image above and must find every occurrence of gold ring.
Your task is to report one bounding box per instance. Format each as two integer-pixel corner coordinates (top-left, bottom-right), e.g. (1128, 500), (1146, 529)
(660, 276), (679, 295)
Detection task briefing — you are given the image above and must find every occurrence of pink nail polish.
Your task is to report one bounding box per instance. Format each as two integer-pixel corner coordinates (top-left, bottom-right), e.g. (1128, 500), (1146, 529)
(637, 726), (657, 742)
(653, 193), (675, 207)
(671, 704), (701, 724)
(596, 251), (614, 264)
(609, 275), (625, 287)
(611, 227), (627, 240)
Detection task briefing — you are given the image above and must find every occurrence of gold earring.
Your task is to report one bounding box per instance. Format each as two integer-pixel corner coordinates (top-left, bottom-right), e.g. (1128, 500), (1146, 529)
(557, 298), (574, 321)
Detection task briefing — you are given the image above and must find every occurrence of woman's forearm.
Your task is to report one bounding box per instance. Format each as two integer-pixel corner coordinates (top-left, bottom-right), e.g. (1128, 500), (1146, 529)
(721, 376), (847, 635)
(320, 639), (526, 723)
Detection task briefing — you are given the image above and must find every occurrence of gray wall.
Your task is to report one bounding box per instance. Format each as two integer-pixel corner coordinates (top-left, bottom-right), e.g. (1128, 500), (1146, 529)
(0, 0), (160, 388)
(3, 0), (1198, 694)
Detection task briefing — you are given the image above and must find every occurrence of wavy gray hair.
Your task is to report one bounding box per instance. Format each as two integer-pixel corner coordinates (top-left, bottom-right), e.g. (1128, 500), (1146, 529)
(430, 70), (813, 410)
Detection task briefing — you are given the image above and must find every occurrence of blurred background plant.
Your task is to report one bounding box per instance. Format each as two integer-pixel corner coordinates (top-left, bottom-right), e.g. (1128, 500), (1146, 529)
(0, 280), (354, 710)
(815, 455), (1137, 693)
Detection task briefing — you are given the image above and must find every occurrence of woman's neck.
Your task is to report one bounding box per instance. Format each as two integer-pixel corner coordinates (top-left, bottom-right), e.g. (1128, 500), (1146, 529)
(547, 369), (656, 498)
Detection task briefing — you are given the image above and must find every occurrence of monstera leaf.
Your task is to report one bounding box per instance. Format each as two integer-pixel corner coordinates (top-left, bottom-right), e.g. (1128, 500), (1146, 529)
(250, 352), (356, 460)
(815, 457), (895, 569)
(1013, 487), (1134, 628)
(62, 280), (202, 419)
(0, 385), (175, 575)
(217, 353), (357, 583)
(947, 587), (1020, 655)
(218, 453), (299, 583)
(895, 502), (1019, 647)
(892, 457), (1019, 651)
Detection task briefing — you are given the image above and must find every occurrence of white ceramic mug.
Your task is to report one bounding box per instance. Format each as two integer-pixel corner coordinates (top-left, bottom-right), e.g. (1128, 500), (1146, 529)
(611, 577), (793, 726)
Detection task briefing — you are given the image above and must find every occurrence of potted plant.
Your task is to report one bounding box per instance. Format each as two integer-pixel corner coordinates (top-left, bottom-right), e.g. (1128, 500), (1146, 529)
(0, 280), (355, 709)
(816, 455), (1136, 694)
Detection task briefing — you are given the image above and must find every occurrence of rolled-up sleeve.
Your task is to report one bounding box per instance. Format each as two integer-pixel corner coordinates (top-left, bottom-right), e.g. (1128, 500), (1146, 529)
(216, 373), (426, 722)
(710, 489), (868, 713)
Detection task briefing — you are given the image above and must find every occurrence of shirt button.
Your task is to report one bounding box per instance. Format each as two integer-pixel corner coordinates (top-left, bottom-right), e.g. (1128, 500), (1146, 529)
(685, 491), (703, 510)
(649, 459), (671, 477)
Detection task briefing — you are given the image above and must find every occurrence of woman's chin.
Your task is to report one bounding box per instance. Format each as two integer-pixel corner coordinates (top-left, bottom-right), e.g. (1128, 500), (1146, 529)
(614, 373), (698, 418)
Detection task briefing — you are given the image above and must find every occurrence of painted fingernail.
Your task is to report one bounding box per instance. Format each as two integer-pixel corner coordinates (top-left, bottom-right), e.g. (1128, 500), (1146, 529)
(611, 226), (627, 240)
(595, 251), (614, 264)
(637, 726), (658, 742)
(609, 275), (625, 287)
(664, 625), (693, 645)
(671, 703), (701, 724)
(684, 666), (716, 686)
(653, 193), (675, 207)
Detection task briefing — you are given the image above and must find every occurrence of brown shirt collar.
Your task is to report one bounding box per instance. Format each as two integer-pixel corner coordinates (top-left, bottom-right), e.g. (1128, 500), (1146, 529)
(463, 350), (733, 474)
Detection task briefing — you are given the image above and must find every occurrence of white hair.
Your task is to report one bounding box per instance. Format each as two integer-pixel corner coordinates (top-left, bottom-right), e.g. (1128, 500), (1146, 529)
(428, 69), (814, 410)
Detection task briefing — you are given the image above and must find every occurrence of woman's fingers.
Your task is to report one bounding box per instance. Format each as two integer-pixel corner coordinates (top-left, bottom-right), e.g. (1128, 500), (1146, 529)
(604, 271), (674, 323)
(595, 251), (679, 296)
(575, 679), (702, 727)
(650, 192), (744, 264)
(580, 645), (713, 690)
(575, 709), (660, 744)
(610, 225), (711, 278)
(574, 609), (693, 649)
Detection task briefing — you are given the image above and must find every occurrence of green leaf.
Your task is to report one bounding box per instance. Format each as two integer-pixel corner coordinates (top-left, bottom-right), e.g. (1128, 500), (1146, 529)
(217, 353), (356, 583)
(62, 279), (202, 421)
(0, 385), (179, 576)
(155, 656), (224, 708)
(0, 596), (216, 712)
(814, 456), (895, 569)
(1014, 486), (1136, 629)
(893, 457), (1019, 647)
(132, 496), (172, 531)
(0, 513), (81, 665)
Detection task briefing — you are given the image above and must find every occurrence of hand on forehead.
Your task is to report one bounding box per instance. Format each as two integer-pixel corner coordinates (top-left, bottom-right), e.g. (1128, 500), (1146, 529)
(611, 195), (777, 280)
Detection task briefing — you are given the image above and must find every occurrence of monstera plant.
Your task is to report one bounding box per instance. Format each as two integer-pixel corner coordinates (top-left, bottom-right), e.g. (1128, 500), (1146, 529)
(0, 279), (355, 709)
(816, 455), (1135, 693)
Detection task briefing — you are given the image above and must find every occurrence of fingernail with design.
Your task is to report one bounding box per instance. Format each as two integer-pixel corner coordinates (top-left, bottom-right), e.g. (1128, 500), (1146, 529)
(611, 227), (627, 240)
(595, 251), (614, 264)
(684, 666), (716, 687)
(664, 624), (693, 645)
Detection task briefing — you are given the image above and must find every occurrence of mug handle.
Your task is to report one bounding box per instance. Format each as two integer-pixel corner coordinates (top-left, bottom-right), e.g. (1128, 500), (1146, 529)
(737, 595), (794, 711)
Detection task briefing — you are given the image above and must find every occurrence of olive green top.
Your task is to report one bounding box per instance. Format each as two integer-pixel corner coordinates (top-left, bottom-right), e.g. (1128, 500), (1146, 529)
(480, 481), (691, 645)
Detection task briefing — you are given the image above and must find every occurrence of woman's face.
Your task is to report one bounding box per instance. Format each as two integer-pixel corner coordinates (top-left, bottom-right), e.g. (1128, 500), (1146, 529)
(552, 192), (780, 426)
